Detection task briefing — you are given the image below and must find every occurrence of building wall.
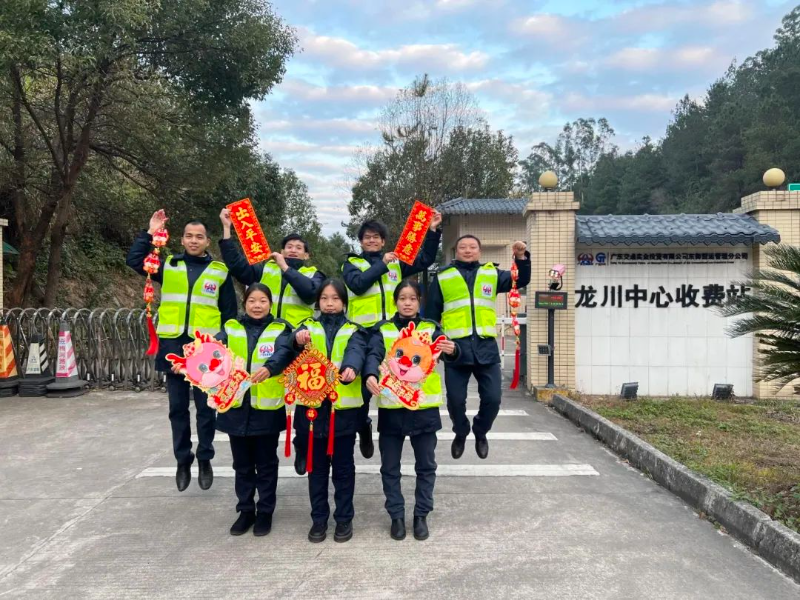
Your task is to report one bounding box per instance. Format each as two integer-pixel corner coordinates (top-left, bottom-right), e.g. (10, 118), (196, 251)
(574, 245), (754, 397)
(441, 213), (528, 317)
(737, 190), (800, 398)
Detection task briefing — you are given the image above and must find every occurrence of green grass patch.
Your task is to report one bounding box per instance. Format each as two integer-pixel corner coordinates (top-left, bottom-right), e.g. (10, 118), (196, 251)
(578, 395), (800, 533)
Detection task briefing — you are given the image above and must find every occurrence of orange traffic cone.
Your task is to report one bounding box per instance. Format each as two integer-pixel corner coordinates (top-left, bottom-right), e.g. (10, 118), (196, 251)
(46, 321), (87, 398)
(20, 334), (54, 397)
(0, 318), (19, 397)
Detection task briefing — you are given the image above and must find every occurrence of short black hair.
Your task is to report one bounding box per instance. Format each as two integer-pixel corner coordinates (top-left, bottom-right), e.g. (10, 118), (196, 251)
(316, 278), (349, 310)
(455, 234), (481, 249)
(393, 279), (422, 304)
(358, 220), (388, 241)
(243, 282), (273, 307)
(281, 233), (309, 253)
(183, 219), (209, 235)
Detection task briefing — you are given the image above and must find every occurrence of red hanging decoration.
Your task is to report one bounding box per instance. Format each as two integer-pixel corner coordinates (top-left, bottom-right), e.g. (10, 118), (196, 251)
(508, 259), (522, 389)
(327, 404), (336, 456)
(284, 411), (292, 458)
(306, 408), (317, 474)
(143, 225), (169, 356)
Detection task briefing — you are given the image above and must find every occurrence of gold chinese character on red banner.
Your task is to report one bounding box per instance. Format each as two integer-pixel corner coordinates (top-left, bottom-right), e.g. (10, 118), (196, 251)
(394, 200), (434, 265)
(227, 197), (272, 264)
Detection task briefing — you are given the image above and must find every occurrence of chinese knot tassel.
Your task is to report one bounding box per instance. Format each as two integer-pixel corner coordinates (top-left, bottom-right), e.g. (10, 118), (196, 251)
(146, 313), (159, 356)
(510, 342), (521, 390)
(284, 412), (292, 458)
(327, 405), (336, 456)
(306, 423), (314, 474)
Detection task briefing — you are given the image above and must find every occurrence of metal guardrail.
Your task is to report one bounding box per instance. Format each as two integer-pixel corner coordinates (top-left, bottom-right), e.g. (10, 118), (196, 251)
(1, 308), (164, 391)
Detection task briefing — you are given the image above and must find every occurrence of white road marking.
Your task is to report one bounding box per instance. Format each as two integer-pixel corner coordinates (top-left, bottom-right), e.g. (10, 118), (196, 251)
(137, 463), (598, 479)
(193, 432), (557, 442)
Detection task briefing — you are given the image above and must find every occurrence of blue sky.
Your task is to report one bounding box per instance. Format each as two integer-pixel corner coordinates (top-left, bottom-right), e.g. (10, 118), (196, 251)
(257, 0), (795, 235)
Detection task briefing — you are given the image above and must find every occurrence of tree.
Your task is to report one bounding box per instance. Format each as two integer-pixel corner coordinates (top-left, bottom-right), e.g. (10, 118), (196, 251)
(347, 75), (516, 244)
(717, 244), (800, 392)
(0, 0), (297, 306)
(519, 118), (616, 195)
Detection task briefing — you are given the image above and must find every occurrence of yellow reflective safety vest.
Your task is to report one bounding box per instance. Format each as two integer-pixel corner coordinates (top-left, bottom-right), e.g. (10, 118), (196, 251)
(376, 320), (443, 409)
(345, 256), (403, 327)
(304, 319), (363, 410)
(157, 257), (229, 339)
(438, 263), (498, 339)
(224, 319), (288, 410)
(259, 262), (317, 327)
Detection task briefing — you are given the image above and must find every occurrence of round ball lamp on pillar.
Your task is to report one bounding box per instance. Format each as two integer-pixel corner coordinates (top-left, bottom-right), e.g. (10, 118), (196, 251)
(763, 168), (785, 188)
(539, 171), (558, 190)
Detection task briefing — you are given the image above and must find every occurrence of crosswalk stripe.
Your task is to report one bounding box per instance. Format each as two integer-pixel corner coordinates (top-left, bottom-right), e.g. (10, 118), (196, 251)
(194, 432), (557, 443)
(137, 464), (599, 479)
(367, 409), (530, 417)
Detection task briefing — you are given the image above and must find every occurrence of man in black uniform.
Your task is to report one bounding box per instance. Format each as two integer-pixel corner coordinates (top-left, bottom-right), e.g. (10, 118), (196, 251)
(127, 210), (237, 491)
(426, 235), (530, 459)
(341, 215), (442, 458)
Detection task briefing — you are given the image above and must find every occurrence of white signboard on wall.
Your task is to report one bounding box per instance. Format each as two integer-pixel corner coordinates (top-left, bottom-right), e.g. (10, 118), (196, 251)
(575, 245), (753, 397)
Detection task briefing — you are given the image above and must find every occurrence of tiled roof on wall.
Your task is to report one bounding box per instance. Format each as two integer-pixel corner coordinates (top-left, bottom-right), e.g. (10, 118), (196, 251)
(439, 198), (780, 246)
(575, 213), (780, 246)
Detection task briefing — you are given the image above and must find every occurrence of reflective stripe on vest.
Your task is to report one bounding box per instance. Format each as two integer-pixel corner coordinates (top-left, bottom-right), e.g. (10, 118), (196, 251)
(376, 321), (443, 409)
(345, 257), (402, 327)
(305, 320), (363, 409)
(259, 263), (317, 327)
(224, 320), (287, 410)
(439, 264), (498, 339)
(157, 259), (229, 339)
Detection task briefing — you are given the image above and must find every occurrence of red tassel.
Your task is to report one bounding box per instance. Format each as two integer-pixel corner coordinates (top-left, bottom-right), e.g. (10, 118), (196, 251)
(510, 346), (521, 390)
(327, 405), (335, 456)
(285, 412), (292, 458)
(146, 314), (159, 356)
(306, 424), (314, 474)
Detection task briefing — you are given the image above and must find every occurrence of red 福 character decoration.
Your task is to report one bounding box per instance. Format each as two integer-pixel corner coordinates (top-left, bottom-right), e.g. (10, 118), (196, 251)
(508, 260), (522, 389)
(143, 225), (169, 355)
(283, 346), (340, 472)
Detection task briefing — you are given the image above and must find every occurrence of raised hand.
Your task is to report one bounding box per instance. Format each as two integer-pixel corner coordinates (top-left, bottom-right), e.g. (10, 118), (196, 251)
(383, 252), (398, 265)
(295, 329), (311, 346)
(271, 252), (288, 271)
(430, 210), (442, 231)
(512, 241), (527, 259)
(148, 209), (168, 235)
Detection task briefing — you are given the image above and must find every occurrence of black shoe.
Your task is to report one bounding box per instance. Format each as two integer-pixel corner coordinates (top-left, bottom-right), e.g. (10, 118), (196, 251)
(253, 513), (272, 537)
(475, 435), (489, 459)
(359, 424), (374, 459)
(390, 518), (406, 541)
(230, 512), (256, 536)
(294, 451), (306, 476)
(334, 521), (353, 543)
(451, 435), (466, 459)
(198, 460), (213, 490)
(308, 522), (327, 543)
(175, 463), (191, 492)
(414, 516), (429, 541)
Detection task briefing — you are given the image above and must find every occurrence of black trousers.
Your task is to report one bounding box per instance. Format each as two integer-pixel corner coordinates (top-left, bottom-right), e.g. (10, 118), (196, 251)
(379, 432), (437, 519)
(444, 362), (502, 437)
(229, 434), (280, 514)
(308, 433), (356, 525)
(166, 372), (216, 465)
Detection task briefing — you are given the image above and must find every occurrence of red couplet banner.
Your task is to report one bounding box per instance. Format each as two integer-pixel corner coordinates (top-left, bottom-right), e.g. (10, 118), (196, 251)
(227, 198), (271, 264)
(394, 200), (435, 265)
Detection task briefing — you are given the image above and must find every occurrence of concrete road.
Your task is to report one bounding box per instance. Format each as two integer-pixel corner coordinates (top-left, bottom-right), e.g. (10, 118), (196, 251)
(0, 376), (798, 599)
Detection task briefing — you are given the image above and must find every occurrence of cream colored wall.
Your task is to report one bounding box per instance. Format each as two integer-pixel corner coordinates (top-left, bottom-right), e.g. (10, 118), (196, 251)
(736, 190), (800, 398)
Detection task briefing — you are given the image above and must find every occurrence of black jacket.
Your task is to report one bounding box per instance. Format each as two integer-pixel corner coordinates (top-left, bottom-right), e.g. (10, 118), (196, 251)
(290, 313), (369, 439)
(365, 313), (459, 436)
(126, 231), (237, 372)
(340, 229), (441, 317)
(425, 253), (531, 366)
(213, 315), (295, 437)
(218, 238), (326, 308)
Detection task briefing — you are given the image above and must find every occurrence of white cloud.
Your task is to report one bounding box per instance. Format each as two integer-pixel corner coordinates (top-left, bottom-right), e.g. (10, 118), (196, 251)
(298, 28), (489, 72)
(280, 79), (398, 107)
(614, 0), (754, 34)
(605, 45), (723, 72)
(563, 92), (678, 113)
